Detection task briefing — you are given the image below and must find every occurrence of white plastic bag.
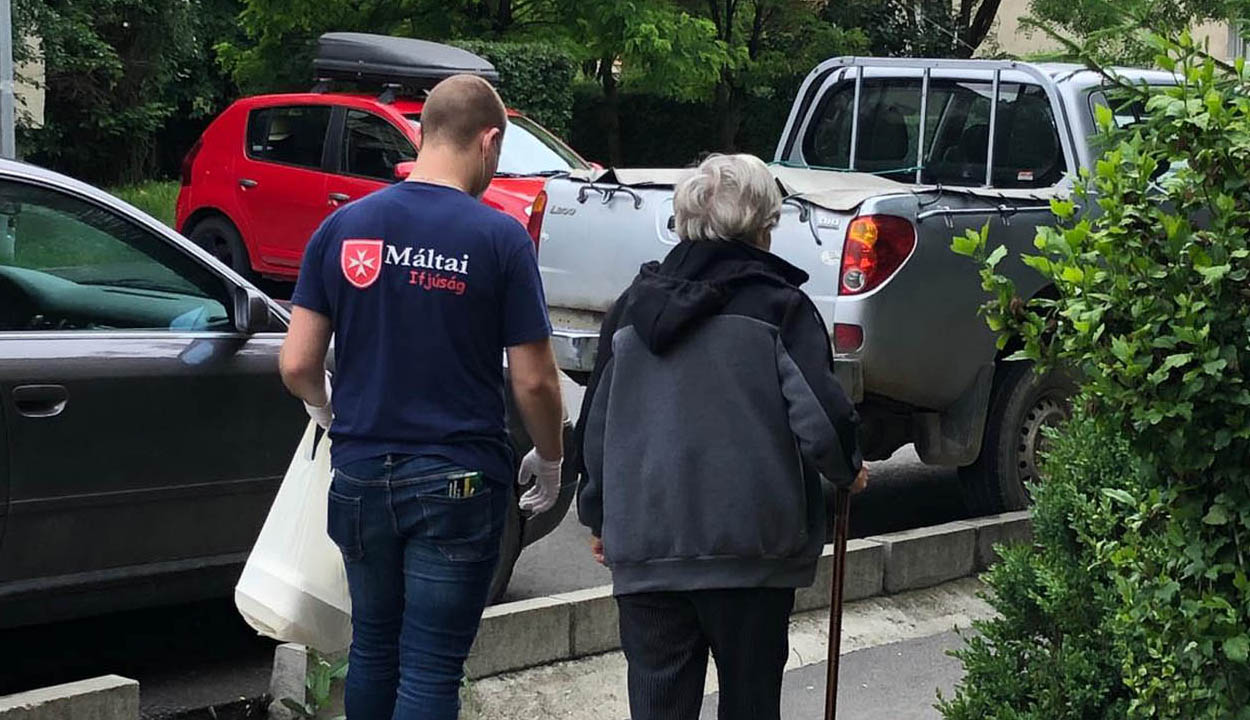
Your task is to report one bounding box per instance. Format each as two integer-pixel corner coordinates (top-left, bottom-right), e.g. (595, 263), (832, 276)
(235, 421), (352, 653)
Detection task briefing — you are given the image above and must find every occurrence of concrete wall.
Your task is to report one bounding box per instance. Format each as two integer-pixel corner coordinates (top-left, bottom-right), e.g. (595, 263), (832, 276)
(14, 36), (44, 128)
(988, 0), (1061, 57)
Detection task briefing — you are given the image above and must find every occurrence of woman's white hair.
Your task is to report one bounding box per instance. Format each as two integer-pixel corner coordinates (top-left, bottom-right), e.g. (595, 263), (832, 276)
(673, 154), (782, 246)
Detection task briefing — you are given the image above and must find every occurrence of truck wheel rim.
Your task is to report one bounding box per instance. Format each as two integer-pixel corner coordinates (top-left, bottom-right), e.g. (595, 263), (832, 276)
(1018, 395), (1066, 487)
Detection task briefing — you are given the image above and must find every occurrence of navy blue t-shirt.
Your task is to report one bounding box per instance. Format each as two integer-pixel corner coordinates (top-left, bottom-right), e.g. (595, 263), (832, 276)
(291, 181), (551, 483)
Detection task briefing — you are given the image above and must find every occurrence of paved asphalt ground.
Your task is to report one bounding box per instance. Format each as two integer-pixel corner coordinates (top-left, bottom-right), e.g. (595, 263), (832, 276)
(0, 447), (969, 717)
(699, 631), (965, 720)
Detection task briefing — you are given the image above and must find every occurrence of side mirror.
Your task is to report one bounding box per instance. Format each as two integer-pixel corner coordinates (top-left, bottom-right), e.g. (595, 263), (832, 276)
(394, 160), (417, 181)
(233, 286), (273, 335)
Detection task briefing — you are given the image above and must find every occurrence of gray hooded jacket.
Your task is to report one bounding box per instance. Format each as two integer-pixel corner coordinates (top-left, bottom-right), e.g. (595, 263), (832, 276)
(575, 240), (862, 596)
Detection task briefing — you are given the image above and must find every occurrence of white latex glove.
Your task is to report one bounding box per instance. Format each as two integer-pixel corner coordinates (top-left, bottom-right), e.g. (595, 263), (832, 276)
(304, 374), (333, 430)
(517, 448), (562, 515)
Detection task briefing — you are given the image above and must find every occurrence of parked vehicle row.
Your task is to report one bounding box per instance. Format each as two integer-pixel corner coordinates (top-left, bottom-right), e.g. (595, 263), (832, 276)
(176, 33), (591, 282)
(4, 47), (1171, 626)
(532, 58), (1174, 515)
(0, 35), (583, 627)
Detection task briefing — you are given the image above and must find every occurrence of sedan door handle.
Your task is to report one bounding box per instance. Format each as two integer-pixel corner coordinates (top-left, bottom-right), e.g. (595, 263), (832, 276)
(238, 178), (258, 189)
(328, 192), (351, 204)
(13, 384), (69, 418)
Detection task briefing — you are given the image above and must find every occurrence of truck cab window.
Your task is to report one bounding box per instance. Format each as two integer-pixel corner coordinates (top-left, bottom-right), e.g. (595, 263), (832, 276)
(803, 78), (1065, 189)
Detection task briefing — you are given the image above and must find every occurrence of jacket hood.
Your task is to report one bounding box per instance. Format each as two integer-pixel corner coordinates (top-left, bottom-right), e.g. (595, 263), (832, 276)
(624, 240), (809, 355)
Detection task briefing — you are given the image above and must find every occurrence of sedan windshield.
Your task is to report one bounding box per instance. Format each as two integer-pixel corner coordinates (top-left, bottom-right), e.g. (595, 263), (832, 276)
(406, 114), (587, 176)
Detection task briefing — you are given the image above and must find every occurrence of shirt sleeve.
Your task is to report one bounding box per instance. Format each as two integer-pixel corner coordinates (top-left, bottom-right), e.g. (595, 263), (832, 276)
(500, 230), (552, 347)
(776, 293), (863, 487)
(290, 217), (332, 316)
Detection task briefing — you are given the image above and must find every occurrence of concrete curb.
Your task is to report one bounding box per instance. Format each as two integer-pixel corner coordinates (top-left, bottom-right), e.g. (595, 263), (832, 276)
(462, 510), (1032, 679)
(0, 675), (139, 719)
(266, 511), (1033, 692)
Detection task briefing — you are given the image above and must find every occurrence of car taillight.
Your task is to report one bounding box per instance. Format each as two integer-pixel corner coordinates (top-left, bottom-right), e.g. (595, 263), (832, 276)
(180, 138), (204, 187)
(527, 189), (547, 249)
(834, 324), (864, 353)
(839, 215), (916, 295)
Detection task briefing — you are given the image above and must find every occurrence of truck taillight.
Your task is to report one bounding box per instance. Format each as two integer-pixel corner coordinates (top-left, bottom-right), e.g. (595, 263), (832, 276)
(180, 138), (203, 187)
(839, 215), (916, 295)
(527, 190), (547, 249)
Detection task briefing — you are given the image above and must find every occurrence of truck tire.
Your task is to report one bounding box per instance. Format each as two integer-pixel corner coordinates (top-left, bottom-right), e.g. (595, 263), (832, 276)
(187, 216), (256, 281)
(959, 361), (1074, 514)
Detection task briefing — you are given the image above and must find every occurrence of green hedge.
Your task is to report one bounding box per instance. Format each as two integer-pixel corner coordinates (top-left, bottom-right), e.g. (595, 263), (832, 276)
(938, 406), (1134, 720)
(568, 76), (806, 167)
(454, 41), (577, 138)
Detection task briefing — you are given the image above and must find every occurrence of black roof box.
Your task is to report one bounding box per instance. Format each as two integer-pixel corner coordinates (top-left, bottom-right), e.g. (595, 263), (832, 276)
(314, 33), (499, 88)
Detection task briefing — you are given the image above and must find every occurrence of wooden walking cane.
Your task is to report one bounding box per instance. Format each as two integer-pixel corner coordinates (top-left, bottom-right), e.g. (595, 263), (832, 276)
(823, 486), (852, 720)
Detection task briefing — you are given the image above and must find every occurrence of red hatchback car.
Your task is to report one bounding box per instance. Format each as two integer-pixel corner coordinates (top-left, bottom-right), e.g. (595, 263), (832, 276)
(176, 38), (589, 280)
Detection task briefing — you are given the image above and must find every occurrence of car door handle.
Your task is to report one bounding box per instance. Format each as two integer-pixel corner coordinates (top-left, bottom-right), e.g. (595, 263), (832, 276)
(13, 384), (69, 418)
(238, 178), (258, 189)
(328, 192), (351, 204)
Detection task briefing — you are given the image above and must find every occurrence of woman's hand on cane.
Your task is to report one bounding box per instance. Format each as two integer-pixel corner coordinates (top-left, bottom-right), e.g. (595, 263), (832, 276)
(851, 467), (869, 495)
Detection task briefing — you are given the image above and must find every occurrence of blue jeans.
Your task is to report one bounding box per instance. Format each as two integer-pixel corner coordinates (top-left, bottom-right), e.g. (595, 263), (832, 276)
(328, 454), (508, 720)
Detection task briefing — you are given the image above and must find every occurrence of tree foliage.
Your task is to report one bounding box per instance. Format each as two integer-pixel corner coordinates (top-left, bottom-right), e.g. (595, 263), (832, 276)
(14, 0), (239, 184)
(951, 23), (1250, 719)
(823, 0), (1003, 58)
(556, 0), (729, 164)
(679, 0), (866, 150)
(1026, 0), (1250, 64)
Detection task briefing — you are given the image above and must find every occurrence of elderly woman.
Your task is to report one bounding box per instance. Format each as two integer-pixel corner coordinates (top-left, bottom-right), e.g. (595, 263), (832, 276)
(575, 153), (868, 720)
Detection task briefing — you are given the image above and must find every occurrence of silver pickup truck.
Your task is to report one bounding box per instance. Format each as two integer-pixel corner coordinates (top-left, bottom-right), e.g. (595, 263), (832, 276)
(533, 57), (1171, 514)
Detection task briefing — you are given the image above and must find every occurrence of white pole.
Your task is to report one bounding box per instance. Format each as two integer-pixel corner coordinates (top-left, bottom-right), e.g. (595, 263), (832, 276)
(0, 0), (16, 160)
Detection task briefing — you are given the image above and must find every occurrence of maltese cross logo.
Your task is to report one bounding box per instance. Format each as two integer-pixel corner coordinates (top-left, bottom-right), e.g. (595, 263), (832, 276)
(341, 239), (383, 289)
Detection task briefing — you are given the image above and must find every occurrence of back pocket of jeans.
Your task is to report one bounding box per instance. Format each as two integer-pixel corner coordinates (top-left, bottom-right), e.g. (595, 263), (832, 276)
(327, 489), (363, 561)
(418, 487), (497, 563)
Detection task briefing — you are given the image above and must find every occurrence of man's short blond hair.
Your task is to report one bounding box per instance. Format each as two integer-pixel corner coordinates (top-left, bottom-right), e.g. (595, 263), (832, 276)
(673, 154), (782, 245)
(421, 75), (507, 148)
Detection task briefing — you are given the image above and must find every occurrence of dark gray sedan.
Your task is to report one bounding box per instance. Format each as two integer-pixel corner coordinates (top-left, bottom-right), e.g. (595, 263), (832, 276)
(0, 159), (575, 627)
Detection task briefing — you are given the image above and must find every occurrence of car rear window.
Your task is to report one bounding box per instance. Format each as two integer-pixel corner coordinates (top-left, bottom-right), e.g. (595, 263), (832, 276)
(246, 106), (332, 170)
(803, 77), (1066, 189)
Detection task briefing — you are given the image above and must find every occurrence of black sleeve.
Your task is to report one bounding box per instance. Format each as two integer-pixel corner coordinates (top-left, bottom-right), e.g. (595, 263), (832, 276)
(573, 291), (629, 537)
(776, 293), (863, 487)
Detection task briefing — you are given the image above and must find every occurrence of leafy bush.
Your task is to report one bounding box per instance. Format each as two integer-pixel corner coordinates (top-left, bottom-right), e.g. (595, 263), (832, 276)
(454, 41), (577, 138)
(951, 28), (1250, 720)
(938, 407), (1134, 720)
(569, 75), (803, 167)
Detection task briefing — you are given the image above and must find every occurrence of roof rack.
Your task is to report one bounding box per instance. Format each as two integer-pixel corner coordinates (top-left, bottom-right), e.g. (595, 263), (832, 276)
(312, 33), (499, 99)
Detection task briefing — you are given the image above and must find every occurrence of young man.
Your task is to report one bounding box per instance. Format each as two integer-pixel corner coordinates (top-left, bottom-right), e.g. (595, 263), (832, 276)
(279, 74), (564, 720)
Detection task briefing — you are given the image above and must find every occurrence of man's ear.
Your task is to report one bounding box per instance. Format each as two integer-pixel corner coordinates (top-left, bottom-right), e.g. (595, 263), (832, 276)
(482, 126), (502, 154)
(414, 124), (425, 152)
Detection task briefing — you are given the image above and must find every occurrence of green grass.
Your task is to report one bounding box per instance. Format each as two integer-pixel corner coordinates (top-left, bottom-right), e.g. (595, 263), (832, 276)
(108, 180), (180, 228)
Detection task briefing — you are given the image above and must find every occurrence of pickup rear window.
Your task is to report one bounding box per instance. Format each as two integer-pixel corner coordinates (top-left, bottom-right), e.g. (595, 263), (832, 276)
(802, 78), (1065, 189)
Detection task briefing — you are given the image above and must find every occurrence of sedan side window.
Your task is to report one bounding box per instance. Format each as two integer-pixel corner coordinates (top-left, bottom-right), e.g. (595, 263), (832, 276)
(246, 106), (332, 170)
(341, 110), (415, 181)
(0, 180), (232, 332)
